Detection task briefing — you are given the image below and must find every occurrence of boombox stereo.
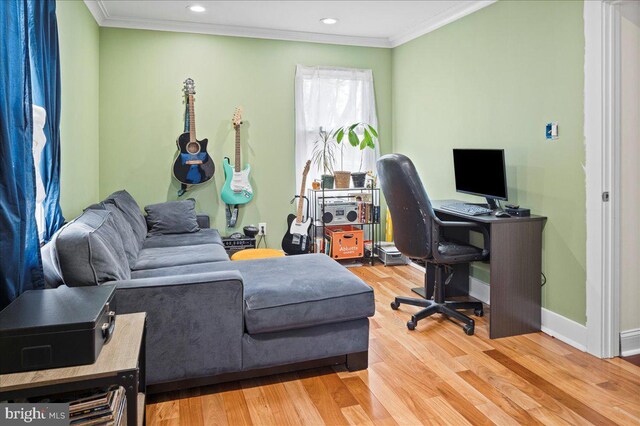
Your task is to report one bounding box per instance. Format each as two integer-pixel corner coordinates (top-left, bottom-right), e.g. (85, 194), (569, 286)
(321, 201), (359, 224)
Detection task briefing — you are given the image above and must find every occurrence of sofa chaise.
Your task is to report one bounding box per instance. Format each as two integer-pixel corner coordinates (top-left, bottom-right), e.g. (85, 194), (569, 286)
(41, 191), (375, 392)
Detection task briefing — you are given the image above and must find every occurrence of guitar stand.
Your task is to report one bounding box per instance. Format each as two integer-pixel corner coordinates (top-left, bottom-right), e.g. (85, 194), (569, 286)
(226, 204), (239, 228)
(289, 195), (310, 220)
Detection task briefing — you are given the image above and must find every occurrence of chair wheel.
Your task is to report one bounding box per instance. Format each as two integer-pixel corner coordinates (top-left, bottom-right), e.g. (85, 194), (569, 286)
(474, 308), (484, 317)
(463, 325), (474, 335)
(407, 320), (416, 330)
(390, 301), (400, 310)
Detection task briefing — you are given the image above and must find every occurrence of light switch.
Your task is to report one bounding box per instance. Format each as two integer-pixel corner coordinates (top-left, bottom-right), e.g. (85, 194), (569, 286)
(546, 122), (559, 140)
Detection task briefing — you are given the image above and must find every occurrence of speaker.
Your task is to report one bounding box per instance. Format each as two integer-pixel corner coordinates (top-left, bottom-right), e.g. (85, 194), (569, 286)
(321, 201), (359, 224)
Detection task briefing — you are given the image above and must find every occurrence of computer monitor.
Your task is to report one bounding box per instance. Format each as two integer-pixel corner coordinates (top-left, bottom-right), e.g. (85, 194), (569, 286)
(452, 149), (508, 209)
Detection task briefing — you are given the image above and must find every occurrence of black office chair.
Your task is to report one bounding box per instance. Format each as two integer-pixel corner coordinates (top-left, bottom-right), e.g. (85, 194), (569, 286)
(377, 153), (489, 335)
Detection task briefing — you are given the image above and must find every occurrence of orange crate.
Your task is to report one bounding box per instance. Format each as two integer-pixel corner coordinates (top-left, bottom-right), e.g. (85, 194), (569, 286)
(325, 225), (364, 260)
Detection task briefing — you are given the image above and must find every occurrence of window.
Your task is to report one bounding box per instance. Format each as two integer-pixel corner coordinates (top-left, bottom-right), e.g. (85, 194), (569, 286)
(294, 65), (380, 190)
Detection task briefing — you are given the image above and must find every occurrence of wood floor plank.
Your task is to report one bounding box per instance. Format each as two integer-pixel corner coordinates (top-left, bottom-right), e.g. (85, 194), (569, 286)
(485, 349), (617, 426)
(178, 389), (205, 426)
(199, 387), (228, 426)
(279, 372), (326, 426)
(146, 264), (640, 426)
(456, 370), (543, 426)
(298, 368), (352, 425)
(341, 405), (376, 426)
(218, 382), (253, 426)
(340, 376), (398, 426)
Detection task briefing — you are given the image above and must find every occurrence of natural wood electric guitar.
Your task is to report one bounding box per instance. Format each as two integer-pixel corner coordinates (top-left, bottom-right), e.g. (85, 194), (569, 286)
(282, 160), (312, 255)
(172, 78), (214, 185)
(221, 107), (253, 205)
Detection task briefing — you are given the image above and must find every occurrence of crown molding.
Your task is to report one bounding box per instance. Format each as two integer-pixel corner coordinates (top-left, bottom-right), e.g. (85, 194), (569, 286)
(389, 0), (496, 47)
(83, 0), (495, 49)
(83, 0), (107, 26)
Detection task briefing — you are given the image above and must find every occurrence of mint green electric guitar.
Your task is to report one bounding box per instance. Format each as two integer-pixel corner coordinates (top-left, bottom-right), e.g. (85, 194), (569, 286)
(221, 107), (253, 205)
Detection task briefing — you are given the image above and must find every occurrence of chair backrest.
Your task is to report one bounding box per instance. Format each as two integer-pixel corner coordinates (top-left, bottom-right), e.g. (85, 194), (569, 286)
(377, 153), (436, 259)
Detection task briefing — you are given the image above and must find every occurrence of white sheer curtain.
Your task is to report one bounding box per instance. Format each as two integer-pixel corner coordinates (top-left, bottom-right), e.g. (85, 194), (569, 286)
(294, 65), (380, 190)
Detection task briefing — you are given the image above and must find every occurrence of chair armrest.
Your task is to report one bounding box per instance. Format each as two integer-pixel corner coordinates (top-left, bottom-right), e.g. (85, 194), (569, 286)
(197, 214), (210, 228)
(432, 216), (490, 253)
(113, 271), (243, 385)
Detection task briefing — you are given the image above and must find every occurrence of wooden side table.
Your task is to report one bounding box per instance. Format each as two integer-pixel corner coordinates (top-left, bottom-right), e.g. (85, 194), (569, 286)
(0, 313), (146, 425)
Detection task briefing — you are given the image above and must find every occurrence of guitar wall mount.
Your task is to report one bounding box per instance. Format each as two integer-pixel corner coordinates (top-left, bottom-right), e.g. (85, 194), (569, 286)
(226, 204), (239, 228)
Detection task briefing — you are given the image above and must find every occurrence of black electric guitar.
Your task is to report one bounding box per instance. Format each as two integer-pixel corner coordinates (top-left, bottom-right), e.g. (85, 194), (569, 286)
(172, 78), (215, 186)
(282, 160), (312, 255)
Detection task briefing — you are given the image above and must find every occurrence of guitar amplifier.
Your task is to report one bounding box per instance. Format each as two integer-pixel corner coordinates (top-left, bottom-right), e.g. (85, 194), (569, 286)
(0, 285), (116, 374)
(222, 236), (256, 255)
(320, 201), (360, 224)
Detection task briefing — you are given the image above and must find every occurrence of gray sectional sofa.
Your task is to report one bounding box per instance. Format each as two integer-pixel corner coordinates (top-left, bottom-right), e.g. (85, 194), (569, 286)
(41, 190), (375, 392)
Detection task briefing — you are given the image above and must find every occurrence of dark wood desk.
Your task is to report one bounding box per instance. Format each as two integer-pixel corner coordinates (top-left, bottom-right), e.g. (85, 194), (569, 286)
(417, 200), (546, 339)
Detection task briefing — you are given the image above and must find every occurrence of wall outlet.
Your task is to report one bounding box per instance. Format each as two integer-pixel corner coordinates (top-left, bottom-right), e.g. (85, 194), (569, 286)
(258, 222), (267, 235)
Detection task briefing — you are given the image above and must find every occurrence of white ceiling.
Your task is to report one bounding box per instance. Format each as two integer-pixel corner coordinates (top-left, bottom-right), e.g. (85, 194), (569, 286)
(84, 0), (495, 48)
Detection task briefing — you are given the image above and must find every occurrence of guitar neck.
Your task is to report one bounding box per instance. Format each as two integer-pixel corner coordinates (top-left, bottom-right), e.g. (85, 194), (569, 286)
(234, 126), (241, 173)
(296, 173), (309, 223)
(188, 94), (196, 142)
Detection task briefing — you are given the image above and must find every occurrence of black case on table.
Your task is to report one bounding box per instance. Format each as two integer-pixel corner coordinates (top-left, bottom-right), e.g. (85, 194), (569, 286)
(0, 285), (116, 374)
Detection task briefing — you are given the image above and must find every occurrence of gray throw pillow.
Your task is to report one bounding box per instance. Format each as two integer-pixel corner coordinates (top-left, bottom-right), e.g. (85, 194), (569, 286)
(56, 209), (131, 286)
(103, 190), (147, 248)
(84, 202), (140, 269)
(144, 199), (200, 236)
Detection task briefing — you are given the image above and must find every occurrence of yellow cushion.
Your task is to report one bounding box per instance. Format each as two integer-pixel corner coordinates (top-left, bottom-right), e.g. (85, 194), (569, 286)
(231, 248), (285, 261)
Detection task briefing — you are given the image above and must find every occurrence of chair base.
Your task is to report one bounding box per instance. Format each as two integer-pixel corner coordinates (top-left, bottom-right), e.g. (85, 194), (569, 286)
(390, 296), (483, 335)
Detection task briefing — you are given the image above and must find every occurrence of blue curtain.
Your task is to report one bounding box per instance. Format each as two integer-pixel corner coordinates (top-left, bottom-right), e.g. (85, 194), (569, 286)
(28, 0), (64, 241)
(0, 0), (44, 309)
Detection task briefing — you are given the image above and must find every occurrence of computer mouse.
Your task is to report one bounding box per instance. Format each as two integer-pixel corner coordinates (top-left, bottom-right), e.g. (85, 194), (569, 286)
(495, 211), (511, 218)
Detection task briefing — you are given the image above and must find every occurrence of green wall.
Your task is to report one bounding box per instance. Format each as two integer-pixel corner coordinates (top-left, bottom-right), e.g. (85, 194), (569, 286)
(98, 28), (392, 243)
(57, 0), (100, 219)
(392, 1), (586, 323)
(58, 0), (587, 324)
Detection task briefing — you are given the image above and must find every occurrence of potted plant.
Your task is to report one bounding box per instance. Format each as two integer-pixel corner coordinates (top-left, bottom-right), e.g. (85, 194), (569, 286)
(332, 123), (379, 188)
(310, 127), (337, 189)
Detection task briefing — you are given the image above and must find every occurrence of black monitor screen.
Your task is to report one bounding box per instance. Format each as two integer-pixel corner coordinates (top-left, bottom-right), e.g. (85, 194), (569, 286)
(452, 149), (507, 200)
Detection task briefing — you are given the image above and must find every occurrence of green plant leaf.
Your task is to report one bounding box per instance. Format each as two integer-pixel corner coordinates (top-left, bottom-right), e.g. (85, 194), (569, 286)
(367, 125), (378, 138)
(348, 130), (359, 147)
(335, 128), (344, 143)
(349, 123), (359, 132)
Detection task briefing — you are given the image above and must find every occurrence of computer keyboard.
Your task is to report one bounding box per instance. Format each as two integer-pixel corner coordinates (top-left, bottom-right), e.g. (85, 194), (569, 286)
(441, 203), (493, 216)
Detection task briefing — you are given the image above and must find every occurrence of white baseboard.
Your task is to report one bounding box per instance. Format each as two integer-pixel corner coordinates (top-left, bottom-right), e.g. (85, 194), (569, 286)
(408, 262), (587, 352)
(541, 308), (588, 352)
(620, 329), (640, 357)
(469, 276), (490, 304)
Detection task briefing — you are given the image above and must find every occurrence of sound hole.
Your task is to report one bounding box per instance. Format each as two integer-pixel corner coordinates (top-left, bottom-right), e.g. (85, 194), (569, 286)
(187, 142), (200, 154)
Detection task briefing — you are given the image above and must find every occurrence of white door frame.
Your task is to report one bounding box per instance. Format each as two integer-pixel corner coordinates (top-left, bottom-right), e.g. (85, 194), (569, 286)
(584, 0), (622, 358)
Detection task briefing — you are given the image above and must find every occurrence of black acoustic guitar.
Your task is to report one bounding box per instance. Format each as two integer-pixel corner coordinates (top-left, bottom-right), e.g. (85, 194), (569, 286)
(282, 160), (312, 255)
(172, 78), (214, 186)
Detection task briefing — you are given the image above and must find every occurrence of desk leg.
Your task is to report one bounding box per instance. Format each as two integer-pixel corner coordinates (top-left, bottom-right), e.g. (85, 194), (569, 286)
(490, 221), (543, 338)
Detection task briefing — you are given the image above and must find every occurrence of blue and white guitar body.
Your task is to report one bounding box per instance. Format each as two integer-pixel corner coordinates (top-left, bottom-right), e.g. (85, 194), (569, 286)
(221, 158), (253, 205)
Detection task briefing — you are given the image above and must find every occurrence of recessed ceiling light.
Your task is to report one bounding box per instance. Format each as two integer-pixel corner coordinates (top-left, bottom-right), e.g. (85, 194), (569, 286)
(320, 17), (338, 25)
(188, 4), (206, 13)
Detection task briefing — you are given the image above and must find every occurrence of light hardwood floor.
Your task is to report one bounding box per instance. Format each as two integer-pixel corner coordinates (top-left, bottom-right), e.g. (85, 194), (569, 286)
(146, 265), (640, 425)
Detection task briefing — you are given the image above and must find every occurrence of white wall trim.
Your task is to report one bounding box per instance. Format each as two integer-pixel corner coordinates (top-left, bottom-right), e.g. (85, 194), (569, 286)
(541, 308), (588, 352)
(83, 0), (494, 49)
(620, 329), (640, 357)
(469, 276), (490, 304)
(584, 0), (621, 359)
(83, 0), (107, 25)
(388, 1), (496, 47)
(409, 263), (587, 352)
